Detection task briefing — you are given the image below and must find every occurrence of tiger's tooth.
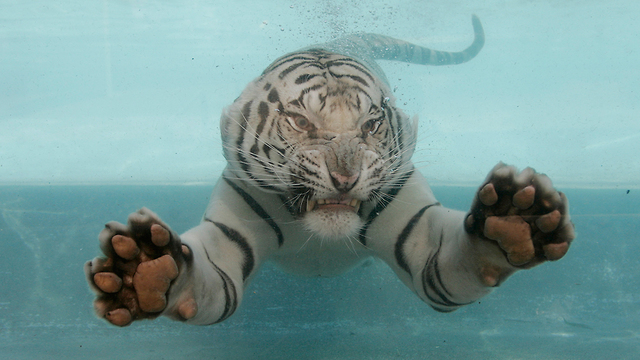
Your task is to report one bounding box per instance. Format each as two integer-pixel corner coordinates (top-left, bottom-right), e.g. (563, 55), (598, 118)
(318, 199), (326, 205)
(306, 200), (316, 212)
(349, 199), (358, 207)
(354, 200), (361, 213)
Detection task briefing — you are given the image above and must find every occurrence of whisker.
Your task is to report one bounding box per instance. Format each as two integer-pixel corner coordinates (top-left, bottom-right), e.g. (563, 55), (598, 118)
(296, 233), (315, 254)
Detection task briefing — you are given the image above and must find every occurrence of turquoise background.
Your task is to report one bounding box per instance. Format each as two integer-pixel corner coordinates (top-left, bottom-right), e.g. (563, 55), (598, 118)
(1, 1), (639, 359)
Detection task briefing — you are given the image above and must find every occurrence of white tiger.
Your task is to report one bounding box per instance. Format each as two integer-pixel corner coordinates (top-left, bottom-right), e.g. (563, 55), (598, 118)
(85, 15), (575, 326)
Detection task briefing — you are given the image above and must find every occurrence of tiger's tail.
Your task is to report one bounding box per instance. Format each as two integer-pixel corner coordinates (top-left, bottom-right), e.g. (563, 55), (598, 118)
(322, 15), (484, 67)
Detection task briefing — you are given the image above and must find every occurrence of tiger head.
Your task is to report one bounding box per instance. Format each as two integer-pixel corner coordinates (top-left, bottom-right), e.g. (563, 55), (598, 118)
(221, 50), (417, 240)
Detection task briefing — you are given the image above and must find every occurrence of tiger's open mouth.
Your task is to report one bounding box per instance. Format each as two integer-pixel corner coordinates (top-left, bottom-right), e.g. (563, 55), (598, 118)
(306, 198), (361, 213)
(299, 196), (365, 238)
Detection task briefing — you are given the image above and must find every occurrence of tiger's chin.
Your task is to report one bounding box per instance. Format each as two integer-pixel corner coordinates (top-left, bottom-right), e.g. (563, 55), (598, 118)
(302, 208), (363, 240)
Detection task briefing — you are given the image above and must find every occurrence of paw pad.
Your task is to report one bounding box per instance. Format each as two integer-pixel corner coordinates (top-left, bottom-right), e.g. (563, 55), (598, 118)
(93, 272), (123, 293)
(105, 308), (133, 327)
(468, 163), (575, 268)
(484, 215), (535, 266)
(133, 255), (179, 313)
(512, 185), (535, 209)
(150, 224), (171, 247)
(112, 235), (140, 260)
(478, 183), (498, 206)
(178, 298), (198, 320)
(535, 210), (561, 233)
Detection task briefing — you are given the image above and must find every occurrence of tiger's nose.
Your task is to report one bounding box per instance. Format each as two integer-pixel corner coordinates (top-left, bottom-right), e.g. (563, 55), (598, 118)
(330, 171), (360, 192)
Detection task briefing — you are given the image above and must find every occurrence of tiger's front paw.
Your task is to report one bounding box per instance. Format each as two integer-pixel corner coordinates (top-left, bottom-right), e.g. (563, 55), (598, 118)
(84, 208), (198, 326)
(465, 163), (575, 269)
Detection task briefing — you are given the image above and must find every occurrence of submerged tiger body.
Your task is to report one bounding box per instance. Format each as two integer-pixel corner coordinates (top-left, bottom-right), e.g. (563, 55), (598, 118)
(85, 16), (575, 326)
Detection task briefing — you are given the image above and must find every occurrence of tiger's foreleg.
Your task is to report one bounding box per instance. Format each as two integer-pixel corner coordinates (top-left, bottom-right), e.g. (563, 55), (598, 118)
(84, 205), (264, 326)
(391, 163), (575, 312)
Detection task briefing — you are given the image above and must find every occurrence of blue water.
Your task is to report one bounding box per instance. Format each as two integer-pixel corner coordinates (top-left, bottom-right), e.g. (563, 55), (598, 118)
(0, 186), (638, 359)
(3, 1), (639, 186)
(2, 0), (640, 359)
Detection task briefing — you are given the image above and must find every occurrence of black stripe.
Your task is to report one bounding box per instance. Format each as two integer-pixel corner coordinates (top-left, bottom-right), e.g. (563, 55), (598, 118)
(391, 107), (405, 158)
(385, 105), (400, 161)
(250, 101), (270, 156)
(301, 84), (324, 95)
(202, 246), (237, 323)
(267, 88), (280, 103)
(263, 54), (317, 75)
(237, 101), (261, 184)
(235, 100), (252, 165)
(205, 218), (255, 281)
(234, 101), (278, 192)
(331, 73), (368, 87)
(432, 247), (455, 300)
(394, 202), (441, 275)
(262, 143), (271, 159)
(279, 61), (315, 79)
(295, 73), (321, 84)
(421, 233), (474, 309)
(324, 59), (376, 83)
(268, 143), (285, 158)
(223, 176), (284, 247)
(358, 167), (414, 246)
(257, 101), (269, 124)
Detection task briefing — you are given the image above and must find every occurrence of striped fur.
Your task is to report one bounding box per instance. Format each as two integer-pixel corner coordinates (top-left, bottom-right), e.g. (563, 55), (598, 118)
(220, 16), (483, 242)
(91, 16), (569, 327)
(196, 16), (487, 316)
(86, 15), (576, 328)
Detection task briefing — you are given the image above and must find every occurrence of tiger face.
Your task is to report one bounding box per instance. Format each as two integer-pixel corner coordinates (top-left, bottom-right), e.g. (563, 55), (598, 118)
(221, 50), (417, 240)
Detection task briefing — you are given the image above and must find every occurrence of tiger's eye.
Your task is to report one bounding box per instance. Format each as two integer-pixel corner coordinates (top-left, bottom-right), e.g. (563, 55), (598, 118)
(295, 117), (309, 129)
(362, 119), (381, 134)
